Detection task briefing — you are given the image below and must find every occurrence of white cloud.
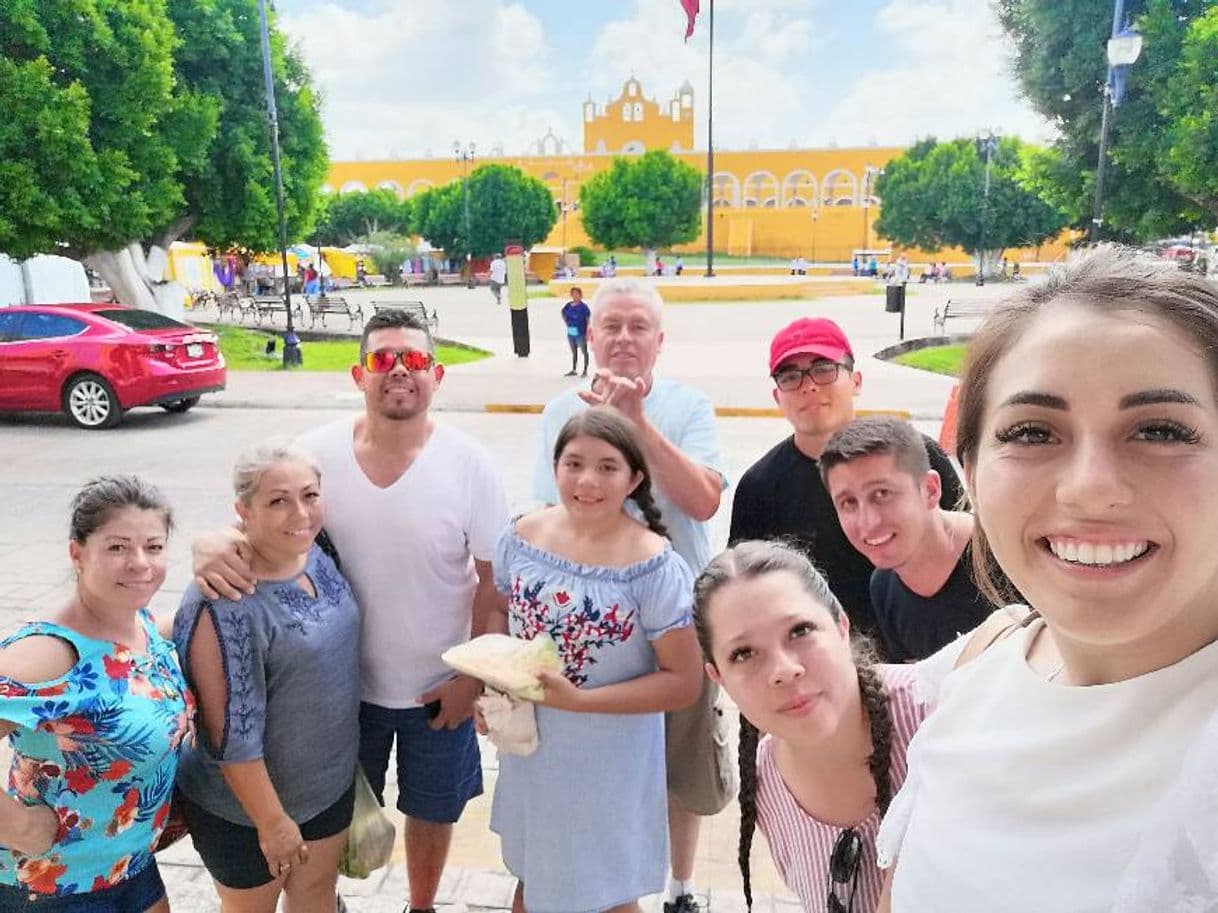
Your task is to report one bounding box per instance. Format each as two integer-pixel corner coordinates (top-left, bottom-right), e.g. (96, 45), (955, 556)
(280, 0), (575, 159)
(584, 0), (819, 150)
(811, 0), (1054, 148)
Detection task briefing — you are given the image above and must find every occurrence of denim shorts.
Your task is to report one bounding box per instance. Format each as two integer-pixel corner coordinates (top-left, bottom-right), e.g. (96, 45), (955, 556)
(178, 783), (355, 890)
(358, 701), (483, 824)
(0, 860), (164, 912)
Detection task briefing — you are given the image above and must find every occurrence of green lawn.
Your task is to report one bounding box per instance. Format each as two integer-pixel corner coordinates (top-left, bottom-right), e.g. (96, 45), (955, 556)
(893, 344), (965, 377)
(208, 324), (490, 372)
(596, 250), (789, 268)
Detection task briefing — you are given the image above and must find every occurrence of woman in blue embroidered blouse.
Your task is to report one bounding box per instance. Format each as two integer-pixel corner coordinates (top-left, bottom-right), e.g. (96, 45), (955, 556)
(0, 476), (192, 912)
(489, 407), (704, 913)
(173, 442), (360, 912)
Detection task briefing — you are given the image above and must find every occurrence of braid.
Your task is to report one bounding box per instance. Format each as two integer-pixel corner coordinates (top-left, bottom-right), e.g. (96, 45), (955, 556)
(737, 715), (760, 912)
(630, 479), (670, 540)
(853, 642), (894, 816)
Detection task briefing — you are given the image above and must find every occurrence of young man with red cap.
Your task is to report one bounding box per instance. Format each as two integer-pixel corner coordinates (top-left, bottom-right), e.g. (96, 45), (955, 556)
(728, 317), (963, 649)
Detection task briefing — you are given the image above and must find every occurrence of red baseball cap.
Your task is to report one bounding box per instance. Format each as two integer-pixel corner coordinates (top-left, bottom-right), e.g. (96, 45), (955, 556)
(769, 318), (854, 374)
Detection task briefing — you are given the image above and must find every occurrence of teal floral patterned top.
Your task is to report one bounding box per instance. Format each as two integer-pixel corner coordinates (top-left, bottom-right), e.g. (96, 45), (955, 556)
(0, 611), (193, 899)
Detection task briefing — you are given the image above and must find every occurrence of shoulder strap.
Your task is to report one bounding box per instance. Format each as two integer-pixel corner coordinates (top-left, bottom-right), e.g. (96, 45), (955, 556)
(954, 605), (1037, 670)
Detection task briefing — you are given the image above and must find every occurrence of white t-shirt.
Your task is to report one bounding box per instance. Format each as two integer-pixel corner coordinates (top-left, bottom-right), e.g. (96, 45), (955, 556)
(297, 417), (508, 707)
(489, 258), (507, 284)
(879, 618), (1218, 913)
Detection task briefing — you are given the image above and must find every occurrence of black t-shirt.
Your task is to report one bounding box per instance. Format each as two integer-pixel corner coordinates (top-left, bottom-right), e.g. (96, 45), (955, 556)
(869, 548), (992, 663)
(728, 434), (965, 651)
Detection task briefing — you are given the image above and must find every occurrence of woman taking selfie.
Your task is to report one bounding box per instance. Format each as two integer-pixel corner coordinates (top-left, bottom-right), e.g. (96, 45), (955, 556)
(878, 246), (1218, 911)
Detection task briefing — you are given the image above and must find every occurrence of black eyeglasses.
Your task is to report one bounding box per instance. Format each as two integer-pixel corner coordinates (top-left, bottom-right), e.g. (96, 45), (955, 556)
(826, 827), (863, 913)
(772, 361), (847, 392)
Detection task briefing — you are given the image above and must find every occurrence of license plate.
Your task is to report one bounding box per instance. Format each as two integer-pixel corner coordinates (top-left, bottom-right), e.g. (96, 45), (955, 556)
(186, 343), (203, 358)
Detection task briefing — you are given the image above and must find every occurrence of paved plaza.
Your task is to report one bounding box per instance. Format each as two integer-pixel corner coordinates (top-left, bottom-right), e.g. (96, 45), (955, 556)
(0, 283), (977, 911)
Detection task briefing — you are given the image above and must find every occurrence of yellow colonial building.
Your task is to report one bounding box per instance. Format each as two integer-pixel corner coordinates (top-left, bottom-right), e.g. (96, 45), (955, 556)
(326, 77), (1065, 264)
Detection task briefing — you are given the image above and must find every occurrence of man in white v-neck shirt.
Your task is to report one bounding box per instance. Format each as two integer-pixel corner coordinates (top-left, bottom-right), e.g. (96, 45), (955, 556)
(192, 310), (508, 913)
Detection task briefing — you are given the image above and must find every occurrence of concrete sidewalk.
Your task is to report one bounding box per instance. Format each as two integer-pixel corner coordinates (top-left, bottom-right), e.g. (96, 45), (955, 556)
(191, 279), (997, 419)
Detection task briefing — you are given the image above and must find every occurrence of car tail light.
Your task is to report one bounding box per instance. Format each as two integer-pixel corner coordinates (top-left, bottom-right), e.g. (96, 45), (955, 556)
(146, 343), (176, 360)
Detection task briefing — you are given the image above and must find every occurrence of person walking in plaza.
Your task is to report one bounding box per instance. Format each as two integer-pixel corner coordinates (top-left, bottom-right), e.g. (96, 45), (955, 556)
(692, 540), (932, 913)
(192, 310), (508, 913)
(877, 247), (1218, 911)
(821, 417), (991, 662)
(173, 442), (360, 913)
(729, 317), (963, 651)
(560, 286), (591, 377)
(0, 476), (193, 911)
(491, 407), (703, 913)
(532, 279), (732, 913)
(489, 253), (508, 305)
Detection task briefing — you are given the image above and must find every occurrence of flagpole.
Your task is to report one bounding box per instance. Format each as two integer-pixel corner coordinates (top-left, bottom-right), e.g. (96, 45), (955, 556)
(704, 0), (715, 278)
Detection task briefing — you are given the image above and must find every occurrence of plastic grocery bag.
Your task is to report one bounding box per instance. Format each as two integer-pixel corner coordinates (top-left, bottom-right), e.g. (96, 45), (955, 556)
(477, 688), (540, 756)
(338, 768), (396, 879)
(441, 633), (562, 701)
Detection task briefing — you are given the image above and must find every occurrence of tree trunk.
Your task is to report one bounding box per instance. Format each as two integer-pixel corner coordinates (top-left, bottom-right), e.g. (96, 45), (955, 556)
(644, 247), (657, 276)
(85, 241), (187, 319)
(973, 249), (1004, 280)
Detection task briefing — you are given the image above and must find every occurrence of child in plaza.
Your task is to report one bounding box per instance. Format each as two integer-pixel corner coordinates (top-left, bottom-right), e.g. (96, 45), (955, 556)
(692, 540), (933, 913)
(560, 286), (591, 377)
(0, 476), (192, 912)
(490, 407), (703, 913)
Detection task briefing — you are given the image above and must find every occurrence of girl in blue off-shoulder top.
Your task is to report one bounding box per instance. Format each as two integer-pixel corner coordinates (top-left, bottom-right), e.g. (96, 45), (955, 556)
(489, 407), (704, 913)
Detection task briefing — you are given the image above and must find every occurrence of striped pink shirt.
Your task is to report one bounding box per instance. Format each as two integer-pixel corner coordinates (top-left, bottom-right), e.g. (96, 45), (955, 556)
(755, 664), (930, 913)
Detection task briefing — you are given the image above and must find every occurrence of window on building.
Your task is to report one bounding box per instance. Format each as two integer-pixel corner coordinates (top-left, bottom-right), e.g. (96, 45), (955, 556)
(622, 105), (633, 122)
(633, 102), (643, 120)
(628, 81), (637, 96)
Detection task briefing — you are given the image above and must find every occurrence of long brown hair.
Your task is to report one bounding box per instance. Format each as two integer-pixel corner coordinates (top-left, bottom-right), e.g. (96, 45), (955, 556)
(956, 244), (1218, 605)
(692, 540), (893, 911)
(553, 406), (669, 539)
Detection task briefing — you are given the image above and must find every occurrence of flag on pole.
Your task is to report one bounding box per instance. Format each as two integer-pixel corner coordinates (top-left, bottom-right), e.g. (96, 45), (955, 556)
(680, 0), (699, 40)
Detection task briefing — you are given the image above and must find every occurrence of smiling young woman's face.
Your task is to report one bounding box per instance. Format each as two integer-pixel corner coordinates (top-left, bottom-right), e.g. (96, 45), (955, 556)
(968, 302), (1218, 659)
(704, 570), (855, 742)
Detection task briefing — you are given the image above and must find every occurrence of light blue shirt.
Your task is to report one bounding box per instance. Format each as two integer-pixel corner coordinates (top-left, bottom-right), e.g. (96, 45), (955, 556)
(532, 377), (728, 574)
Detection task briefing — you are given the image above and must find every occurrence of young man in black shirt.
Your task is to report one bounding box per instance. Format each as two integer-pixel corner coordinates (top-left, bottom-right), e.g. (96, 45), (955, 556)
(820, 416), (991, 662)
(728, 317), (964, 650)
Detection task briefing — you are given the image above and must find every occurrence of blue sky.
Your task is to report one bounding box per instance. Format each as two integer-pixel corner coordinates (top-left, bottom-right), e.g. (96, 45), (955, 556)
(275, 0), (1051, 161)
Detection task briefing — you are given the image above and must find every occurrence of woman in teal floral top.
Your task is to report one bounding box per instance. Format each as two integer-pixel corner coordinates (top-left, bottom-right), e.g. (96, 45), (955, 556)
(0, 476), (193, 912)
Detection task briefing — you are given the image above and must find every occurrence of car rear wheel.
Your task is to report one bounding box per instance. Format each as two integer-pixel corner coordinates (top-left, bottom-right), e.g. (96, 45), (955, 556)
(63, 374), (123, 429)
(160, 396), (201, 414)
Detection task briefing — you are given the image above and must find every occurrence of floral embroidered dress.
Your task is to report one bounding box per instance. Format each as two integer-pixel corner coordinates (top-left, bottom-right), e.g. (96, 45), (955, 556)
(0, 610), (192, 899)
(491, 523), (695, 913)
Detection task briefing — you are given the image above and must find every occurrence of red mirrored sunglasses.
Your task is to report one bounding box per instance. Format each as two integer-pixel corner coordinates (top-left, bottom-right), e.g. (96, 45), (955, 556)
(363, 348), (435, 373)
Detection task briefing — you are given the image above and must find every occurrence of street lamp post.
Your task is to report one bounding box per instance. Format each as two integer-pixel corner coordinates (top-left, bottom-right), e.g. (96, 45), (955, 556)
(1091, 3), (1144, 242)
(454, 141), (476, 288)
(975, 130), (999, 286)
(255, 0), (299, 367)
(811, 208), (819, 266)
(861, 166), (876, 251)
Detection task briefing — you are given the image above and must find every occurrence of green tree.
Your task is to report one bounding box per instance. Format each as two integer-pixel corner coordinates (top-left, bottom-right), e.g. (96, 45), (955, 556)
(0, 0), (327, 312)
(579, 151), (703, 258)
(997, 0), (1218, 240)
(314, 189), (413, 246)
(874, 136), (1068, 274)
(412, 164), (556, 262)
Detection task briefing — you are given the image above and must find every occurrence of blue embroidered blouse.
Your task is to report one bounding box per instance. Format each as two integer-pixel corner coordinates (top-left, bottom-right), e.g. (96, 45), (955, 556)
(172, 546), (360, 826)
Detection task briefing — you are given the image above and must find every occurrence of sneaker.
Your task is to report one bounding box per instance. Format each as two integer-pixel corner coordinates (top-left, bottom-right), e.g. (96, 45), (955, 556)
(663, 895), (701, 913)
(564, 370), (577, 376)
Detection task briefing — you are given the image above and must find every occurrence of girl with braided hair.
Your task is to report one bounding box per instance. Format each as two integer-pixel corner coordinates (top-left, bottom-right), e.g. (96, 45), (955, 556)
(693, 540), (933, 913)
(489, 406), (704, 913)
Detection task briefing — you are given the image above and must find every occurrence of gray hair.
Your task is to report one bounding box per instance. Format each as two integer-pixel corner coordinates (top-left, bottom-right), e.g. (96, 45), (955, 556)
(590, 278), (664, 328)
(232, 441), (321, 505)
(70, 475), (173, 543)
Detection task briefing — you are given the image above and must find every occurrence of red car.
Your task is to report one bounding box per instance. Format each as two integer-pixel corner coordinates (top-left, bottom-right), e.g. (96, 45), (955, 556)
(0, 303), (226, 429)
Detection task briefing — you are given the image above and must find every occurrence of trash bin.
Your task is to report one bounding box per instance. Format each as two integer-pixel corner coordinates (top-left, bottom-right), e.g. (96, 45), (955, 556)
(885, 283), (906, 313)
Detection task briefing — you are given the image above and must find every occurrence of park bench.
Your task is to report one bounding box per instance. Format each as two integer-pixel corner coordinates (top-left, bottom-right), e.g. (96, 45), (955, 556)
(246, 294), (304, 327)
(363, 274), (390, 287)
(304, 294), (364, 330)
(370, 300), (439, 332)
(932, 299), (998, 334)
(437, 273), (466, 287)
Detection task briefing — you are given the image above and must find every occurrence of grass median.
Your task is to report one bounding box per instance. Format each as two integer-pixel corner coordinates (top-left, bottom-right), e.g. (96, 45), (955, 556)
(210, 324), (490, 372)
(892, 344), (965, 377)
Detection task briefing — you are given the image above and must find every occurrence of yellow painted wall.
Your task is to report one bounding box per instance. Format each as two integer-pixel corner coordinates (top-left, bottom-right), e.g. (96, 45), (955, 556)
(582, 76), (695, 154)
(325, 77), (1072, 265)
